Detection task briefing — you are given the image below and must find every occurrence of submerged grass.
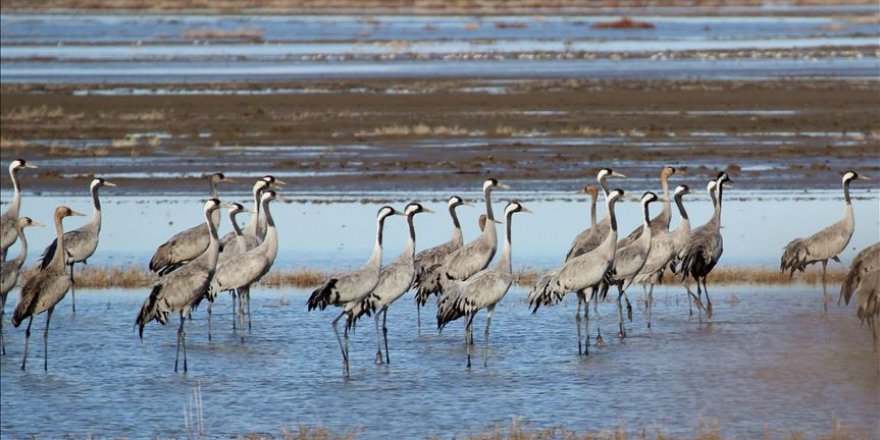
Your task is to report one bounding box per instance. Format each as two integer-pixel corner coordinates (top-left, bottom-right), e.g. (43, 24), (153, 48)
(22, 265), (847, 290)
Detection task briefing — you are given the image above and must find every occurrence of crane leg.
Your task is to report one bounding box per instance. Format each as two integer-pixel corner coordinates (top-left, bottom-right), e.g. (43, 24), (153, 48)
(416, 302), (421, 333)
(43, 307), (54, 372)
(21, 316), (33, 371)
(647, 283), (654, 329)
(374, 312), (383, 365)
(595, 290), (605, 347)
(332, 312), (350, 378)
(695, 279), (704, 323)
(382, 308), (390, 365)
(1, 307), (5, 356)
(584, 295), (591, 355)
(821, 259), (829, 316)
(465, 313), (475, 369)
(575, 296), (583, 355)
(483, 306), (494, 367)
(616, 288), (627, 339)
(207, 301), (213, 342)
(69, 263), (77, 314)
(231, 290), (237, 330)
(701, 277), (712, 318)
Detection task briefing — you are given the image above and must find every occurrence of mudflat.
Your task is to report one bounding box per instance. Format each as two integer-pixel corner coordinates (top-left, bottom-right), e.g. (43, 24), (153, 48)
(1, 78), (878, 194)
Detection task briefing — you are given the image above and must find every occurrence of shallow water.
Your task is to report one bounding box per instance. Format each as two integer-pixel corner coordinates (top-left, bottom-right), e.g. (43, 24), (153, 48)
(0, 189), (877, 270)
(1, 285), (878, 438)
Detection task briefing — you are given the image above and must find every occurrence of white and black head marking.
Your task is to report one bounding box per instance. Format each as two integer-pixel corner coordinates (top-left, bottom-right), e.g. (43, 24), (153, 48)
(405, 202), (425, 216)
(675, 184), (690, 195)
(230, 203), (245, 212)
(843, 170), (859, 182)
(205, 198), (222, 211)
(448, 195), (464, 207)
(262, 190), (277, 201)
(598, 168), (612, 178)
(642, 191), (658, 204)
(483, 178), (499, 191)
(707, 180), (717, 191)
(11, 159), (26, 169)
(19, 217), (39, 228)
(717, 171), (732, 184)
(377, 206), (398, 220)
(609, 188), (625, 201)
(505, 200), (529, 215)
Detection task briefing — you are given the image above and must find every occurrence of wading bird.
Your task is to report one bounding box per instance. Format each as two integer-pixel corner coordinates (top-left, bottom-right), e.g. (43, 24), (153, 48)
(40, 178), (116, 313)
(437, 201), (531, 368)
(239, 176), (285, 249)
(307, 206), (404, 377)
(678, 171), (732, 319)
(415, 179), (508, 308)
(12, 206), (85, 371)
(617, 167), (676, 249)
(566, 169), (626, 261)
(149, 172), (231, 276)
(136, 199), (224, 373)
(1, 217), (43, 356)
(839, 242), (880, 350)
(634, 184), (692, 327)
(1, 159), (38, 261)
(210, 191), (281, 339)
(206, 202), (248, 339)
(597, 191), (658, 338)
(349, 203), (433, 364)
(781, 170), (870, 315)
(528, 189), (625, 355)
(412, 196), (470, 329)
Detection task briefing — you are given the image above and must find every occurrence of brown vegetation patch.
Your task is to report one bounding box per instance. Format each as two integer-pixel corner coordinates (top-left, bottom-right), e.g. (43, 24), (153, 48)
(592, 17), (656, 29)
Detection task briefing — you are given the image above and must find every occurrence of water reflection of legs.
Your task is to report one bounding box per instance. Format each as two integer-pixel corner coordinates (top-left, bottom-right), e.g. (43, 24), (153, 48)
(575, 295), (583, 355)
(465, 313), (475, 369)
(20, 316), (33, 371)
(374, 312), (383, 365)
(594, 290), (605, 347)
(701, 277), (712, 318)
(207, 301), (212, 342)
(483, 305), (494, 367)
(382, 308), (390, 365)
(43, 307), (54, 372)
(647, 284), (654, 329)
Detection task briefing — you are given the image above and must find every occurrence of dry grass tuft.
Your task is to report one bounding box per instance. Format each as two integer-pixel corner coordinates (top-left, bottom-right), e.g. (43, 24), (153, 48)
(592, 17), (656, 30)
(119, 110), (167, 122)
(260, 269), (328, 288)
(3, 105), (68, 122)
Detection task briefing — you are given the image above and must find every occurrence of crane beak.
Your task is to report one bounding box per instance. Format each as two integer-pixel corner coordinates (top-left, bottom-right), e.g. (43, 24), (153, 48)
(273, 179), (288, 186)
(220, 203), (236, 210)
(462, 201), (475, 207)
(498, 183), (511, 190)
(858, 175), (870, 180)
(394, 209), (406, 216)
(25, 164), (38, 169)
(223, 178), (237, 183)
(611, 171), (627, 178)
(491, 219), (503, 224)
(722, 182), (734, 189)
(31, 220), (45, 227)
(422, 207), (435, 214)
(104, 181), (117, 187)
(521, 207), (533, 214)
(70, 210), (87, 217)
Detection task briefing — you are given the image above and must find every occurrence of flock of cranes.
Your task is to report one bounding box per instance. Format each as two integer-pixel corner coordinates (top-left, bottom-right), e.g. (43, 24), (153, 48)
(0, 158), (876, 377)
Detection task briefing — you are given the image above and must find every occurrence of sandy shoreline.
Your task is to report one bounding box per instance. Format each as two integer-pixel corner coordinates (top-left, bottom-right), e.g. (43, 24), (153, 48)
(2, 78), (878, 195)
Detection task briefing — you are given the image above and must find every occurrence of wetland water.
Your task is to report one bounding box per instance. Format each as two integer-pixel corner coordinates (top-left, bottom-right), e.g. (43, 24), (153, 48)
(1, 286), (878, 439)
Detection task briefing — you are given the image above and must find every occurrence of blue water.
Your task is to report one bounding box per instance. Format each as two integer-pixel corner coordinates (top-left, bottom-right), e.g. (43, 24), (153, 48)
(1, 285), (878, 438)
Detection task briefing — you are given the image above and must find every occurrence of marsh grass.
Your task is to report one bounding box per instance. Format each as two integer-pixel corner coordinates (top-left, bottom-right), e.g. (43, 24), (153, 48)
(26, 265), (847, 290)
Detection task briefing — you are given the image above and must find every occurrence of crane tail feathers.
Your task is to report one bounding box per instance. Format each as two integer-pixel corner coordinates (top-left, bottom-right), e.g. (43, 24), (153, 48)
(39, 239), (58, 270)
(780, 238), (810, 276)
(307, 278), (338, 311)
(136, 284), (167, 340)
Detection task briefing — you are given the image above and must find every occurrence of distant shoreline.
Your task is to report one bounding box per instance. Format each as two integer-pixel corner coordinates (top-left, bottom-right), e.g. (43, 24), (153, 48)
(12, 264), (848, 290)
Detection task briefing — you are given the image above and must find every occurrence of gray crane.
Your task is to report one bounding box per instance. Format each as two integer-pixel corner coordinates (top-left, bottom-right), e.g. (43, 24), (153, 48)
(678, 171), (733, 319)
(1, 217), (43, 356)
(839, 242), (880, 350)
(206, 202), (248, 339)
(633, 184), (692, 327)
(598, 191), (658, 339)
(209, 191), (281, 339)
(39, 178), (116, 313)
(1, 159), (38, 261)
(136, 199), (224, 373)
(239, 176), (286, 249)
(414, 178), (509, 304)
(617, 167), (676, 249)
(565, 169), (626, 261)
(348, 202), (433, 364)
(528, 189), (625, 355)
(412, 195), (470, 329)
(149, 172), (231, 275)
(11, 206), (85, 371)
(307, 206), (404, 377)
(437, 201), (531, 369)
(781, 170), (870, 315)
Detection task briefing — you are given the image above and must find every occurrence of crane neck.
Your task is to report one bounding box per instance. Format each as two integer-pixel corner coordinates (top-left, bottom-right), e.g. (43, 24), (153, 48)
(8, 168), (21, 217)
(405, 213), (417, 258)
(448, 204), (463, 246)
(496, 210), (514, 273)
(366, 215), (386, 270)
(843, 178), (852, 205)
(659, 174), (672, 227)
(598, 174), (610, 197)
(229, 212), (244, 236)
(209, 177), (219, 199)
(713, 182), (725, 223)
(90, 184), (103, 230)
(48, 212), (66, 270)
(13, 227), (28, 268)
(484, 187), (495, 221)
(607, 197), (618, 233)
(589, 192), (598, 227)
(674, 193), (689, 221)
(642, 201), (652, 225)
(262, 198), (274, 229)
